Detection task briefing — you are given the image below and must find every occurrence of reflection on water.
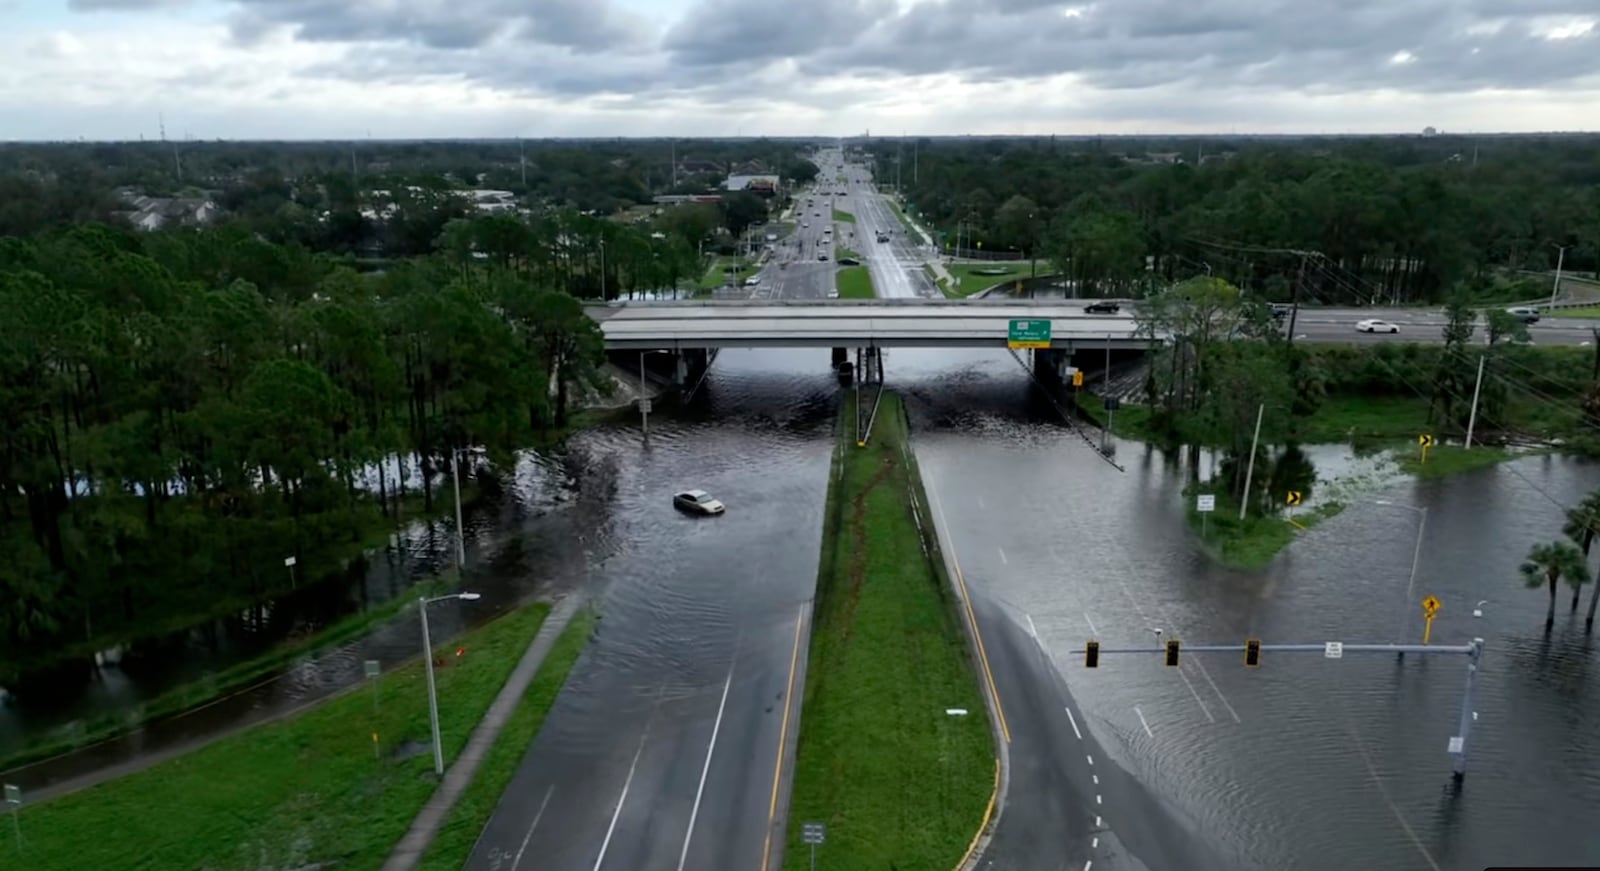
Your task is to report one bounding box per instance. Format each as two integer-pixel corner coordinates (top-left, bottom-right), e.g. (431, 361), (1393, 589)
(5, 341), (1600, 871)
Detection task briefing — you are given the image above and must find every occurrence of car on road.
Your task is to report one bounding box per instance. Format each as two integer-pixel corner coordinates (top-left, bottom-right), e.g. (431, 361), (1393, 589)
(818, 253), (829, 261)
(1084, 300), (1121, 314)
(673, 489), (725, 516)
(1269, 303), (1292, 320)
(1506, 306), (1541, 324)
(1356, 318), (1400, 333)
(743, 276), (761, 286)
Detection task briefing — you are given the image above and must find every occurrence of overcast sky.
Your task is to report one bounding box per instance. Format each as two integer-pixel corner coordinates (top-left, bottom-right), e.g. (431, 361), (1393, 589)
(2, 0), (1598, 140)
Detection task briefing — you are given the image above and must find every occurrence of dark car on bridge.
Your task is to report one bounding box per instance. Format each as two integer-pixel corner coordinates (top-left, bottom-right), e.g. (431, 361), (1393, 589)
(1084, 300), (1121, 314)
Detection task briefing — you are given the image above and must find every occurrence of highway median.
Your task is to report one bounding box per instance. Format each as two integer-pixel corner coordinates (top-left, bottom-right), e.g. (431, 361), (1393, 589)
(783, 391), (994, 869)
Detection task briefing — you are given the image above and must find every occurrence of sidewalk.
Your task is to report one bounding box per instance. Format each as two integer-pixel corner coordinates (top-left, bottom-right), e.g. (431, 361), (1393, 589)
(380, 595), (586, 871)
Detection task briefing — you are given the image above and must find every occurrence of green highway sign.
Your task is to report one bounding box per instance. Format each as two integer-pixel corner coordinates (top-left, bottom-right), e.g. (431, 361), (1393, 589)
(1008, 319), (1052, 349)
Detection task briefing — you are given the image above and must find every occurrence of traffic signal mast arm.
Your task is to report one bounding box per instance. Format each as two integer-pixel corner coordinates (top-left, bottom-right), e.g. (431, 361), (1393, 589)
(1087, 642), (1475, 655)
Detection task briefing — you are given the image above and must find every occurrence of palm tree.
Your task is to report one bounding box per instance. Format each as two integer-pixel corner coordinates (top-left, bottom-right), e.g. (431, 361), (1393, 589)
(1562, 489), (1600, 632)
(1521, 540), (1590, 631)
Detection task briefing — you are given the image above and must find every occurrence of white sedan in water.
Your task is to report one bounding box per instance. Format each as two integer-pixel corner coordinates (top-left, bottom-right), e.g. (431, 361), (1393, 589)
(1356, 318), (1400, 334)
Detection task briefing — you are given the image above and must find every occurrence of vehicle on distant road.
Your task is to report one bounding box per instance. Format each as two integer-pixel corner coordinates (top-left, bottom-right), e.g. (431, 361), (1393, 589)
(1356, 318), (1400, 333)
(1084, 300), (1121, 314)
(673, 489), (725, 516)
(875, 232), (889, 243)
(743, 276), (760, 287)
(1270, 303), (1292, 320)
(1506, 306), (1542, 323)
(818, 253), (829, 261)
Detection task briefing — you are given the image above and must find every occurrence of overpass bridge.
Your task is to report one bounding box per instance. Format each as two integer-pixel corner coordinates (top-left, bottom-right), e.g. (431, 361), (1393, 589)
(588, 299), (1150, 386)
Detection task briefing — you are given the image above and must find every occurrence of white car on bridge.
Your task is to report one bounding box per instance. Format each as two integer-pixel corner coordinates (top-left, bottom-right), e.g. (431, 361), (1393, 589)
(1356, 318), (1399, 334)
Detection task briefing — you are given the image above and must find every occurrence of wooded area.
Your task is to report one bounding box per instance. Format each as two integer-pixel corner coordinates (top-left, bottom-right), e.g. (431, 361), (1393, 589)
(875, 135), (1600, 303)
(0, 220), (615, 685)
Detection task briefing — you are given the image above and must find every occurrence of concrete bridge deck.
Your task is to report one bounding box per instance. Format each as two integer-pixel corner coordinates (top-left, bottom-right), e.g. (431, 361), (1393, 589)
(585, 299), (1150, 350)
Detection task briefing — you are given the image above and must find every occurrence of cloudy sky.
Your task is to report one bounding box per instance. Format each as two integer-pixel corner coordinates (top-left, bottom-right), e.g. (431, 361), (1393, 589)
(2, 0), (1598, 140)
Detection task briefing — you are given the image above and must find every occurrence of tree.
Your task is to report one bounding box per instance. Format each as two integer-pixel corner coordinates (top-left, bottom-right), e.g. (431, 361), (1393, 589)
(1520, 540), (1589, 631)
(1562, 489), (1600, 631)
(1484, 309), (1529, 346)
(993, 195), (1041, 272)
(720, 192), (768, 240)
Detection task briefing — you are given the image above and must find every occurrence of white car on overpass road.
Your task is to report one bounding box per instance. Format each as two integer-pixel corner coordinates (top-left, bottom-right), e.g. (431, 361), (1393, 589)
(1356, 318), (1399, 333)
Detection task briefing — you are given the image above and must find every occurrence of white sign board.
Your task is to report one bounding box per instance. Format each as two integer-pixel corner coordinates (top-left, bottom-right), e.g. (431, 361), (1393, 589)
(3, 784), (19, 804)
(1324, 641), (1344, 659)
(364, 659), (381, 679)
(638, 399), (653, 414)
(283, 556), (297, 568)
(1447, 736), (1464, 754)
(1196, 495), (1216, 513)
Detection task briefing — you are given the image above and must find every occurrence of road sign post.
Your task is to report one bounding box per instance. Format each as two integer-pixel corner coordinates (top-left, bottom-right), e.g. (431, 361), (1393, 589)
(365, 659), (382, 758)
(1418, 433), (1435, 464)
(1422, 595), (1441, 644)
(1007, 319), (1051, 349)
(1196, 493), (1215, 538)
(802, 821), (827, 871)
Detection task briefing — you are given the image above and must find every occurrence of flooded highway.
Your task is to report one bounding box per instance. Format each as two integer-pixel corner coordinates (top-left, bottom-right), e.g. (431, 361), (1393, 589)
(6, 336), (1600, 871)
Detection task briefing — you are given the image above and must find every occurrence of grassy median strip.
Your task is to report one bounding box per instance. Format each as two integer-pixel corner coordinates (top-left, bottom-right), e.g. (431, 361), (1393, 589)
(832, 208), (856, 223)
(10, 602), (552, 870)
(1186, 487), (1344, 570)
(784, 392), (992, 869)
(836, 265), (875, 299)
(418, 607), (598, 870)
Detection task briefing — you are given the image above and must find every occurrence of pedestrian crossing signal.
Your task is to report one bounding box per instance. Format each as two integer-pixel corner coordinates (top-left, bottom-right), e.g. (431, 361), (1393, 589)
(1164, 639), (1180, 667)
(1085, 641), (1100, 668)
(1245, 639), (1261, 667)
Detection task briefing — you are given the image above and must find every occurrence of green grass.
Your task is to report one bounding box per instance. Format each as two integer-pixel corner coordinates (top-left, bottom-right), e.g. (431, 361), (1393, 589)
(0, 570), (456, 775)
(1395, 444), (1519, 478)
(832, 208), (856, 223)
(1548, 306), (1600, 318)
(943, 262), (1052, 298)
(1072, 390), (1161, 443)
(884, 198), (921, 238)
(837, 265), (876, 299)
(10, 602), (553, 871)
(836, 246), (862, 261)
(784, 392), (993, 870)
(1187, 489), (1345, 570)
(418, 607), (598, 870)
(698, 256), (758, 290)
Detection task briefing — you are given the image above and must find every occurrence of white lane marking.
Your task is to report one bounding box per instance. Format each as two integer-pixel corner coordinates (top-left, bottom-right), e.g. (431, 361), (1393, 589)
(1084, 862), (1093, 871)
(676, 670), (733, 871)
(1095, 815), (1102, 827)
(1134, 705), (1154, 738)
(997, 546), (1008, 565)
(1064, 706), (1083, 740)
(1188, 657), (1243, 724)
(1092, 837), (1099, 848)
(1347, 723), (1444, 871)
(1095, 794), (1102, 805)
(509, 784), (556, 871)
(592, 722), (652, 871)
(1174, 663), (1217, 723)
(1083, 611), (1099, 636)
(1086, 754), (1094, 765)
(1025, 613), (1039, 639)
(1092, 774), (1099, 785)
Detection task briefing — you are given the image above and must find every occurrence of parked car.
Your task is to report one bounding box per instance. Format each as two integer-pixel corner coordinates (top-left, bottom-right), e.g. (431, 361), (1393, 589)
(1505, 306), (1541, 324)
(1084, 300), (1121, 314)
(673, 489), (725, 516)
(1356, 318), (1400, 333)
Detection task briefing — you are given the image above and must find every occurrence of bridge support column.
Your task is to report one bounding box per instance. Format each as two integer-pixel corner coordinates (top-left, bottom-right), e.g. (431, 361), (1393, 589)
(831, 347), (849, 368)
(1032, 348), (1069, 386)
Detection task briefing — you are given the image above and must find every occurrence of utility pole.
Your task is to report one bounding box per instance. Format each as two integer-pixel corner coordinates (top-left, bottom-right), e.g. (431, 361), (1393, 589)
(1101, 335), (1114, 453)
(1286, 254), (1306, 345)
(1551, 244), (1568, 306)
(1239, 403), (1265, 521)
(1464, 355), (1486, 449)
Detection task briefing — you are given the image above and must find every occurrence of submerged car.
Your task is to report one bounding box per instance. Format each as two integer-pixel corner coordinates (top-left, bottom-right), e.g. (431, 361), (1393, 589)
(1356, 318), (1400, 333)
(673, 489), (725, 515)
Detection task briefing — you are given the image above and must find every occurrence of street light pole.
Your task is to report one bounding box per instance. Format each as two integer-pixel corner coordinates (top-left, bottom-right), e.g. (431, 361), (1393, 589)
(1238, 403), (1266, 521)
(1551, 244), (1568, 306)
(1376, 500), (1427, 655)
(418, 592), (481, 776)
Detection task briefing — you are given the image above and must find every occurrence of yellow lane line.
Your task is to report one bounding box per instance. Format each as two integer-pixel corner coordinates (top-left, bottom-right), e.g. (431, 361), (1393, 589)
(929, 475), (1011, 743)
(953, 758), (1002, 871)
(759, 605), (807, 870)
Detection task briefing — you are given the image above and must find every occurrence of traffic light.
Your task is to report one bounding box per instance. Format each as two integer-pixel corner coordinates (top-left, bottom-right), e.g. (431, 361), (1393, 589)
(1245, 638), (1261, 668)
(1164, 639), (1180, 667)
(1085, 641), (1100, 668)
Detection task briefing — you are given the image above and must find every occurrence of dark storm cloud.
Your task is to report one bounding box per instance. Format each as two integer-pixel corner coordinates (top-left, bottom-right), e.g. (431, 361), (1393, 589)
(662, 0), (896, 66)
(225, 0), (642, 52)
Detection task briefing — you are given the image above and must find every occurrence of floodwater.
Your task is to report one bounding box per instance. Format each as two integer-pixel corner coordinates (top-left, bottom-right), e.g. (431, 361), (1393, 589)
(4, 343), (1599, 871)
